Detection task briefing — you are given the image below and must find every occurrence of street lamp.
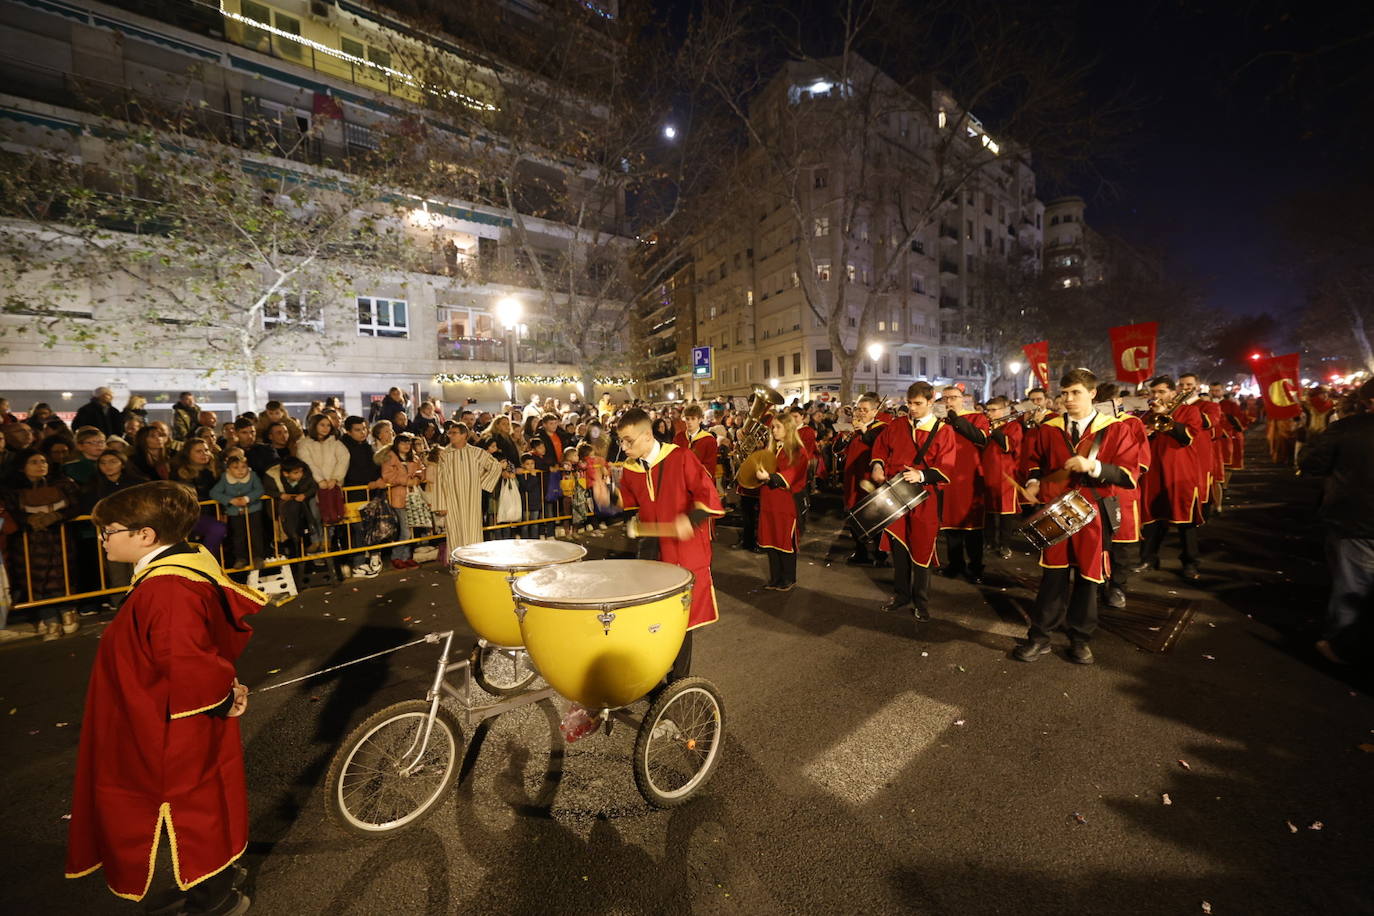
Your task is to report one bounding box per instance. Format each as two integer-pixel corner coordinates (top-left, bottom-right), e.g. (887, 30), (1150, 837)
(495, 297), (523, 405)
(1008, 360), (1023, 398)
(866, 342), (883, 396)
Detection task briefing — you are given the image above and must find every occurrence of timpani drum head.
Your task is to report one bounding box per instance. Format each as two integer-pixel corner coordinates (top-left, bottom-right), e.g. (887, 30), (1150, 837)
(450, 538), (586, 571)
(513, 559), (693, 609)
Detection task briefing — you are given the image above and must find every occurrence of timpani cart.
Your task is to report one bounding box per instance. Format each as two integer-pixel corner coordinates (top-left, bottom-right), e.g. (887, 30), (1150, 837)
(325, 553), (726, 836)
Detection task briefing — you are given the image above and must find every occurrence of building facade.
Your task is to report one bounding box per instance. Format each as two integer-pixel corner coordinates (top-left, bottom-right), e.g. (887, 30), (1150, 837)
(0, 0), (632, 418)
(1043, 195), (1160, 291)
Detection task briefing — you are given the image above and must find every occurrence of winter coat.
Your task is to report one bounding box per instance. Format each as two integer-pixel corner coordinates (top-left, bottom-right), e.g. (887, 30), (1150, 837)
(209, 472), (266, 516)
(73, 399), (122, 436)
(294, 436), (349, 486)
(171, 402), (200, 442)
(380, 452), (426, 508)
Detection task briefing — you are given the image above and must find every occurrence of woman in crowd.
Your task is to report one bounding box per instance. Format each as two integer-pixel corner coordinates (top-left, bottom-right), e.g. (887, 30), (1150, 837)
(296, 413), (349, 529)
(371, 419), (395, 464)
(120, 393), (147, 427)
(379, 432), (425, 569)
(79, 449), (145, 590)
(485, 415), (522, 468)
(121, 411), (145, 444)
(38, 433), (75, 476)
(172, 438), (220, 500)
(756, 412), (808, 592)
(652, 416), (674, 444)
(25, 402), (54, 432)
(2, 449), (82, 639)
(130, 425), (173, 480)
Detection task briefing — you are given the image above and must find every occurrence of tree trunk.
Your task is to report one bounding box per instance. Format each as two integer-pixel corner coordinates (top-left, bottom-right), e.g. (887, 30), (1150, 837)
(837, 351), (858, 405)
(580, 366), (598, 409)
(1346, 302), (1374, 373)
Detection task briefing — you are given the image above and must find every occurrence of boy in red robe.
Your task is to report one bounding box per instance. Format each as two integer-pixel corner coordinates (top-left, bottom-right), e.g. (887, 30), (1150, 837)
(980, 396), (1023, 561)
(937, 386), (990, 581)
(870, 382), (956, 622)
(596, 408), (724, 680)
(67, 480), (267, 914)
(1093, 383), (1151, 609)
(1137, 375), (1207, 581)
(842, 393), (887, 566)
(1014, 368), (1137, 665)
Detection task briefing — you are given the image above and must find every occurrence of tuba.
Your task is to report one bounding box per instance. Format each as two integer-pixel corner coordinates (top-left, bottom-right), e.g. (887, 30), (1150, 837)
(735, 385), (786, 488)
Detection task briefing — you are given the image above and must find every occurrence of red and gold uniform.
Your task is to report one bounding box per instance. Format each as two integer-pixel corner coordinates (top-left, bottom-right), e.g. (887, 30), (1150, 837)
(1021, 414), (1139, 583)
(1194, 396), (1224, 502)
(673, 428), (719, 478)
(66, 543), (267, 902)
(871, 415), (955, 568)
(981, 418), (1023, 515)
(1140, 401), (1205, 526)
(1219, 397), (1247, 469)
(621, 443), (725, 629)
(1111, 413), (1151, 545)
(939, 410), (990, 530)
(842, 419), (887, 509)
(758, 443), (808, 551)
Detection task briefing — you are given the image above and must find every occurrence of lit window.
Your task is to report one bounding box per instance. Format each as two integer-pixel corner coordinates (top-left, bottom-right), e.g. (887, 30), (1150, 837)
(813, 217), (830, 237)
(937, 110), (947, 129)
(263, 292), (322, 331)
(357, 297), (407, 338)
(845, 263), (856, 283)
(878, 321), (886, 331)
(814, 168), (829, 189)
(816, 262), (831, 282)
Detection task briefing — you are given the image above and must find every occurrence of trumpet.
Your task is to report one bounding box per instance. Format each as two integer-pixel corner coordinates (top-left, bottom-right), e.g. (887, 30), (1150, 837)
(1145, 391), (1186, 432)
(989, 400), (1038, 428)
(734, 385), (785, 488)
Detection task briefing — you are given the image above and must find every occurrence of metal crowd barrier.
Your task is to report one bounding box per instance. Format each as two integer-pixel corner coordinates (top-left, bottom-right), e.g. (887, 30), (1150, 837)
(5, 469), (581, 612)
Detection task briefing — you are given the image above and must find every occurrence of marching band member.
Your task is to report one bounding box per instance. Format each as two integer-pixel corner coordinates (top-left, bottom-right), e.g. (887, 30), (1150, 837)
(1136, 375), (1207, 581)
(755, 413), (809, 591)
(1014, 368), (1137, 665)
(980, 396), (1023, 560)
(937, 386), (990, 582)
(594, 408), (725, 679)
(1180, 373), (1223, 514)
(1023, 388), (1051, 431)
(870, 382), (956, 622)
(1094, 382), (1151, 608)
(843, 393), (888, 566)
(674, 403), (719, 480)
(1214, 383), (1248, 472)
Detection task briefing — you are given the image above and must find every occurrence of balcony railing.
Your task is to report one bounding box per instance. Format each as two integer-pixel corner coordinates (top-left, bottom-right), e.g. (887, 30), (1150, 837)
(939, 260), (960, 275)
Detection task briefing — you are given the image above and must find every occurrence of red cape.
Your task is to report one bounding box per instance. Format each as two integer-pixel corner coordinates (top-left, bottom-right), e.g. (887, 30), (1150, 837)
(66, 543), (267, 901)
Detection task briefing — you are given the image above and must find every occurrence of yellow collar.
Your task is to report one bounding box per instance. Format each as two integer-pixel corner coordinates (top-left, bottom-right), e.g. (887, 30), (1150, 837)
(624, 441), (678, 473)
(132, 543), (269, 606)
(912, 414), (938, 432)
(1042, 412), (1117, 436)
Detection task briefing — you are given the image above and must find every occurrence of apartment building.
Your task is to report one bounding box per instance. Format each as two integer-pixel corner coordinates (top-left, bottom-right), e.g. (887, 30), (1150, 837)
(689, 59), (1043, 406)
(1043, 195), (1160, 291)
(0, 0), (631, 419)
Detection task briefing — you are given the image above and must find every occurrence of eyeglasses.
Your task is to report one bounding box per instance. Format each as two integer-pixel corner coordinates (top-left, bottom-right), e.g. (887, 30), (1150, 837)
(98, 526), (144, 543)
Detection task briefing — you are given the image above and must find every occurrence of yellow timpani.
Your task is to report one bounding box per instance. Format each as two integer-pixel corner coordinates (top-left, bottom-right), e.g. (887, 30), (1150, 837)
(513, 560), (694, 710)
(449, 539), (587, 648)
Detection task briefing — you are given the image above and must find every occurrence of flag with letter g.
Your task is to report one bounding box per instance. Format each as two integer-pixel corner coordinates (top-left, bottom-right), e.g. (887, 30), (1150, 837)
(1022, 341), (1049, 389)
(1109, 322), (1158, 385)
(1254, 353), (1303, 420)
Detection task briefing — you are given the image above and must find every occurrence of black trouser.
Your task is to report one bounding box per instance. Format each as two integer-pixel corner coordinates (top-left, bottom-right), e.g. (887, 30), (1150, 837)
(146, 841), (237, 914)
(1141, 521), (1199, 567)
(986, 513), (1017, 552)
(738, 493), (760, 549)
(943, 529), (984, 573)
(1109, 540), (1140, 591)
(1028, 566), (1098, 644)
(765, 547), (797, 586)
(890, 542), (932, 613)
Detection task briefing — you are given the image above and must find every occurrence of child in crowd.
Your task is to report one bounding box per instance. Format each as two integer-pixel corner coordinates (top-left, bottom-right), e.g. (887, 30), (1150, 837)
(517, 452), (544, 539)
(210, 454), (267, 569)
(64, 427), (107, 486)
(263, 457), (322, 556)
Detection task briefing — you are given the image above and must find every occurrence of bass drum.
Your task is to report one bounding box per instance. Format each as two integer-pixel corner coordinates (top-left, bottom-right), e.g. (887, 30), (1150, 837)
(513, 559), (693, 710)
(1019, 490), (1098, 550)
(450, 539), (586, 648)
(847, 476), (930, 541)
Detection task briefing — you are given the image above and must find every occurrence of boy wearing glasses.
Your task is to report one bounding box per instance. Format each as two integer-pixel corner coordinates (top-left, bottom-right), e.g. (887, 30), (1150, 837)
(67, 481), (266, 914)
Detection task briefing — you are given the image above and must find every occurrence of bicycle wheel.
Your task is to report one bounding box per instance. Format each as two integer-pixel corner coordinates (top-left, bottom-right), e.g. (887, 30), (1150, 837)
(326, 700), (463, 836)
(472, 643), (538, 696)
(633, 677), (726, 808)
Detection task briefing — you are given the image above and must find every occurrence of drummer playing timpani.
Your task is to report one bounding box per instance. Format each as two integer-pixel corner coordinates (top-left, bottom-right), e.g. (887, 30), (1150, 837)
(1013, 368), (1137, 666)
(869, 381), (956, 624)
(593, 408), (725, 680)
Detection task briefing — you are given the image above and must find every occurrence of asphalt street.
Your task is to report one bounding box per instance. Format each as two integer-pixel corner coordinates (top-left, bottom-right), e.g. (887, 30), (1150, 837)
(2, 432), (1371, 916)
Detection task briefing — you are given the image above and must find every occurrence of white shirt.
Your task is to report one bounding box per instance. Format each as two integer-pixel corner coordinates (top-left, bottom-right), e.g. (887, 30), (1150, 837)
(641, 439), (662, 468)
(1065, 411), (1103, 478)
(133, 543), (177, 578)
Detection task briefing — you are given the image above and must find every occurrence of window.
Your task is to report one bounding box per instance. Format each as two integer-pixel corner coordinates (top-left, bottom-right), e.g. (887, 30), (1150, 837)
(262, 292), (322, 331)
(357, 296), (408, 338)
(813, 168), (829, 189)
(965, 219), (974, 240)
(859, 222), (870, 242)
(940, 356), (949, 376)
(919, 356), (928, 375)
(984, 227), (993, 247)
(273, 12), (302, 59)
(878, 320), (886, 331)
(911, 238), (924, 254)
(966, 253), (974, 271)
(816, 261), (831, 282)
(813, 217), (830, 237)
(881, 354), (891, 374)
(1036, 212), (1042, 229)
(912, 273), (926, 294)
(368, 46), (391, 69)
(956, 357), (964, 374)
(342, 36), (365, 59)
(239, 0), (272, 52)
(815, 348), (833, 372)
(899, 354), (913, 376)
(746, 288), (754, 306)
(763, 358), (770, 378)
(845, 263), (856, 283)
(984, 193), (992, 215)
(998, 238), (1005, 255)
(1050, 215), (1060, 226)
(793, 352), (801, 374)
(790, 270), (800, 287)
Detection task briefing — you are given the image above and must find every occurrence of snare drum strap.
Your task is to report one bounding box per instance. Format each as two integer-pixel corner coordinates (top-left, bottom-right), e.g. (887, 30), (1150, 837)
(1059, 427), (1121, 536)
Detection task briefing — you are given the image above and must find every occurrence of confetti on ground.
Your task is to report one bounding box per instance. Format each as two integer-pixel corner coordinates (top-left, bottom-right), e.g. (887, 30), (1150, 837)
(55, 722), (68, 727)
(1308, 821), (1323, 831)
(1070, 812), (1087, 825)
(1286, 820), (1299, 833)
(8, 708), (14, 715)
(1202, 655), (1216, 661)
(1201, 902), (1212, 914)
(60, 814), (71, 821)
(1178, 759), (1191, 770)
(1207, 622), (1216, 628)
(955, 665), (966, 673)
(267, 668), (281, 674)
(28, 730), (39, 736)
(1162, 794), (1172, 806)
(953, 719), (966, 727)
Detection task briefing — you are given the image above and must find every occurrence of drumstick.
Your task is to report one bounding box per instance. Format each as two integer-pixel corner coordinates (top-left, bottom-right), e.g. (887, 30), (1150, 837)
(1003, 473), (1035, 504)
(1039, 468), (1071, 485)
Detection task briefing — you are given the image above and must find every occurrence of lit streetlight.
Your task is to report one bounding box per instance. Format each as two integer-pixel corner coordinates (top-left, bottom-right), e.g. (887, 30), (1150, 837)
(663, 124), (677, 140)
(866, 342), (883, 397)
(495, 297), (523, 404)
(1008, 359), (1023, 398)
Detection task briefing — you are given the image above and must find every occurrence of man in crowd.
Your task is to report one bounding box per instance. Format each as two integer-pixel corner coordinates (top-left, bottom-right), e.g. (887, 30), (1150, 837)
(255, 401), (302, 449)
(1298, 377), (1374, 665)
(171, 392), (200, 442)
(234, 419), (278, 478)
(431, 422), (503, 553)
(72, 387), (121, 437)
(1136, 375), (1207, 581)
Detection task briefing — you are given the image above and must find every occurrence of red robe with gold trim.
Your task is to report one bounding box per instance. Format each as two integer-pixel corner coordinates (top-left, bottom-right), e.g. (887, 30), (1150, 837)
(1020, 414), (1138, 582)
(841, 420), (886, 509)
(939, 410), (989, 530)
(66, 543), (267, 902)
(758, 443), (808, 552)
(870, 416), (956, 567)
(1140, 402), (1205, 525)
(673, 428), (719, 479)
(620, 443), (724, 629)
(980, 420), (1023, 515)
(1220, 398), (1246, 469)
(1198, 399), (1225, 491)
(1112, 414), (1151, 543)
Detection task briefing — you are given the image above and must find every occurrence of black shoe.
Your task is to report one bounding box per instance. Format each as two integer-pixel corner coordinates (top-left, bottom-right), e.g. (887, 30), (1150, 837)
(1129, 562), (1154, 574)
(965, 569), (985, 585)
(996, 546), (1013, 560)
(1180, 564), (1201, 582)
(940, 566), (964, 579)
(872, 552), (891, 568)
(881, 598), (911, 614)
(1068, 642), (1095, 665)
(750, 546), (765, 554)
(1012, 640), (1052, 662)
(912, 605), (931, 622)
(1103, 586), (1127, 609)
(846, 551), (872, 565)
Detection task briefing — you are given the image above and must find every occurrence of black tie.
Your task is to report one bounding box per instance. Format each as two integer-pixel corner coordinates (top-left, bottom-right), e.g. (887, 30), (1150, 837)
(1070, 421), (1080, 445)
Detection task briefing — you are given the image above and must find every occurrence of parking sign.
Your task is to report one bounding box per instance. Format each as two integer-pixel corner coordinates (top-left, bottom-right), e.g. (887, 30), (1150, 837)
(692, 345), (712, 379)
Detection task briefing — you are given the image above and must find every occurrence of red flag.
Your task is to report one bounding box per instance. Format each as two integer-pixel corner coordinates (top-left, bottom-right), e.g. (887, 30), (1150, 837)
(1109, 321), (1158, 385)
(1022, 341), (1049, 389)
(1254, 353), (1302, 419)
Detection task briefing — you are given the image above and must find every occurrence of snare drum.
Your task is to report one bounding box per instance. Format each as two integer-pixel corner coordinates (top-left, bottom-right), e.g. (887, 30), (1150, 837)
(513, 560), (693, 710)
(1019, 490), (1098, 550)
(450, 539), (587, 647)
(848, 476), (930, 541)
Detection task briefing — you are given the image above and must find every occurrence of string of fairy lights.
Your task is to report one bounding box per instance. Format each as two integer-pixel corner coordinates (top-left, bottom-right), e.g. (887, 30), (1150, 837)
(432, 372), (637, 387)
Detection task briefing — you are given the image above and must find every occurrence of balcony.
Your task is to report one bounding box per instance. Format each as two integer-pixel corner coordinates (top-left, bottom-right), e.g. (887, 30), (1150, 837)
(939, 260), (960, 276)
(939, 223), (959, 241)
(939, 295), (961, 310)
